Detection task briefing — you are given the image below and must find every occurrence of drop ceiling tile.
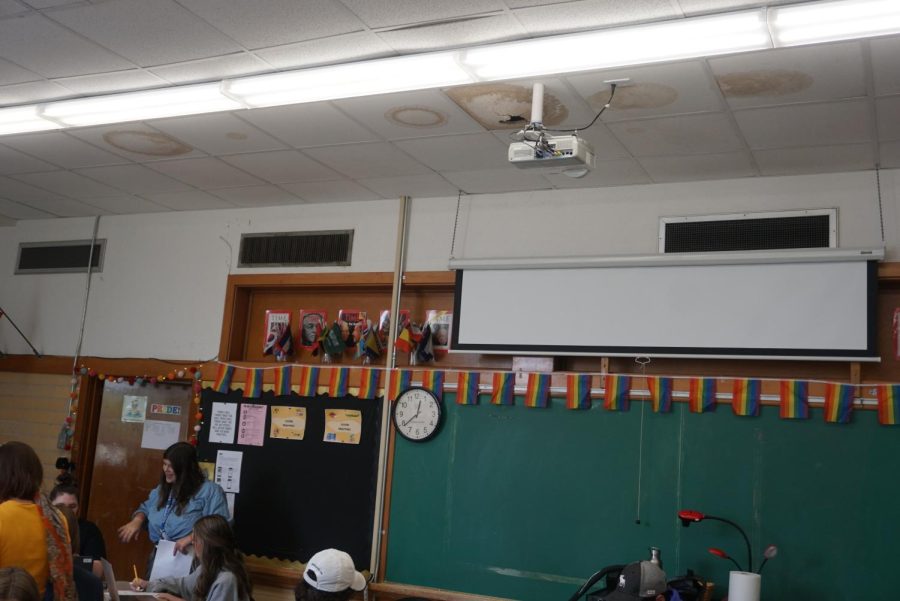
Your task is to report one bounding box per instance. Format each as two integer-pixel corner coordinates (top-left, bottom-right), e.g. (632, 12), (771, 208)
(880, 141), (900, 169)
(376, 14), (526, 53)
(211, 185), (305, 207)
(148, 54), (271, 84)
(304, 142), (433, 179)
(871, 36), (900, 97)
(753, 143), (876, 176)
(73, 165), (191, 194)
(504, 0), (577, 7)
(254, 32), (395, 70)
(13, 170), (124, 199)
(74, 195), (168, 215)
(67, 125), (207, 162)
(512, 0), (678, 35)
(674, 0), (780, 14)
(238, 102), (381, 147)
(607, 112), (744, 157)
(709, 41), (866, 109)
(734, 99), (872, 150)
(147, 158), (265, 189)
(0, 197), (55, 220)
(220, 150), (342, 183)
(567, 61), (725, 121)
(394, 133), (511, 171)
(178, 0), (364, 50)
(48, 0), (241, 67)
(339, 0), (503, 29)
(21, 0), (80, 7)
(0, 175), (66, 204)
(140, 190), (235, 211)
(0, 144), (58, 174)
(1, 132), (127, 169)
(0, 188), (102, 217)
(0, 14), (133, 78)
(0, 57), (41, 86)
(334, 90), (484, 140)
(441, 167), (552, 194)
(876, 96), (900, 141)
(0, 80), (72, 105)
(149, 113), (288, 156)
(280, 180), (381, 203)
(0, 1), (29, 18)
(544, 158), (650, 188)
(55, 70), (167, 96)
(639, 151), (757, 182)
(356, 173), (458, 198)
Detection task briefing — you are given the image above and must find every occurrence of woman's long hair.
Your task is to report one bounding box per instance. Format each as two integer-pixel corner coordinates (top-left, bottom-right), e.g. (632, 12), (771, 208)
(156, 442), (204, 514)
(192, 515), (253, 601)
(0, 567), (41, 601)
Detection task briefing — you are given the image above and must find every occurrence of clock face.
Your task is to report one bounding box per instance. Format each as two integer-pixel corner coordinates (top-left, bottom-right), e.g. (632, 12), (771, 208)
(393, 387), (442, 442)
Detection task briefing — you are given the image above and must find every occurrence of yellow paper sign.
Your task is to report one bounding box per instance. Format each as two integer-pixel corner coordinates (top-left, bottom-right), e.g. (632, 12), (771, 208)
(323, 409), (362, 445)
(270, 406), (307, 440)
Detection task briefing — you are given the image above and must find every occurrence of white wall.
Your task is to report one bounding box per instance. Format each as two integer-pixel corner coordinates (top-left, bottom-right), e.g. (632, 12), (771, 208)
(1, 169), (897, 360)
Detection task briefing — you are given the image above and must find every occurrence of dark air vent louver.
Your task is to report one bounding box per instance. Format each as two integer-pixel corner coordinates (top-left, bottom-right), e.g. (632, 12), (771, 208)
(238, 231), (353, 267)
(16, 240), (105, 274)
(663, 211), (834, 253)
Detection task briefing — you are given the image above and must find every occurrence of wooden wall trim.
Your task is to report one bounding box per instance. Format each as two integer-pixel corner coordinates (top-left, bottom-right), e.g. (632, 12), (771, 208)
(879, 261), (900, 281)
(0, 355), (204, 377)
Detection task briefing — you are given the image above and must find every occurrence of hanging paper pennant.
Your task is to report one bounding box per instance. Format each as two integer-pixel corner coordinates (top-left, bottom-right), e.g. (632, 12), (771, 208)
(524, 373), (551, 408)
(329, 367), (349, 397)
(647, 376), (673, 413)
(732, 378), (761, 417)
(877, 384), (900, 425)
(213, 364), (235, 394)
(689, 378), (716, 413)
(566, 374), (592, 410)
(274, 365), (292, 397)
(456, 371), (480, 406)
(243, 368), (263, 398)
(388, 369), (412, 401)
(298, 366), (320, 397)
(603, 375), (631, 411)
(824, 382), (855, 424)
(779, 380), (809, 419)
(421, 370), (445, 401)
(357, 368), (379, 400)
(490, 372), (515, 406)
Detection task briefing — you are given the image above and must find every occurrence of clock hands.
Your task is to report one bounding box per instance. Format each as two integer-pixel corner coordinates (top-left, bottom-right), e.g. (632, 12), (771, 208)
(402, 400), (422, 427)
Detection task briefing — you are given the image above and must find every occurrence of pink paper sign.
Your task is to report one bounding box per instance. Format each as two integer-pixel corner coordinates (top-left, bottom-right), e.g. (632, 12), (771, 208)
(237, 403), (266, 446)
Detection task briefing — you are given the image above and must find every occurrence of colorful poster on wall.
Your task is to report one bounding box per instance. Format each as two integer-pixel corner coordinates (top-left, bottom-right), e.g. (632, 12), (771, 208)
(270, 406), (307, 440)
(337, 309), (367, 347)
(122, 395), (147, 423)
(427, 309), (453, 353)
(299, 310), (327, 349)
(323, 409), (362, 445)
(263, 310), (292, 360)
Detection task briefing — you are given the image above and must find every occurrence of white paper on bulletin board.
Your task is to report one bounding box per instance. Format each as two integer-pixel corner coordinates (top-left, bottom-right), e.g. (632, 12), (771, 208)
(140, 420), (181, 450)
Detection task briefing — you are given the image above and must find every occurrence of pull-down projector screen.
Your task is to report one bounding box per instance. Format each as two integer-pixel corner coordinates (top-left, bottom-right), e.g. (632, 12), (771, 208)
(450, 251), (879, 361)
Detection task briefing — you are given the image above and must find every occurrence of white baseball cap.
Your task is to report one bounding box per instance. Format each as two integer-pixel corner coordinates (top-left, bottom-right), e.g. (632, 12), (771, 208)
(303, 549), (367, 593)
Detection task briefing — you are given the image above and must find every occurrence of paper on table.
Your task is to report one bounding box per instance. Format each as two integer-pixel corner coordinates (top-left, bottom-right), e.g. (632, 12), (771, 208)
(215, 449), (242, 493)
(149, 539), (194, 580)
(140, 420), (181, 450)
(209, 402), (237, 444)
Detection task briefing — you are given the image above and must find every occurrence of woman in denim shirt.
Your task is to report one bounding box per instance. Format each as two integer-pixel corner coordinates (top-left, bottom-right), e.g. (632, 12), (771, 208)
(117, 442), (228, 575)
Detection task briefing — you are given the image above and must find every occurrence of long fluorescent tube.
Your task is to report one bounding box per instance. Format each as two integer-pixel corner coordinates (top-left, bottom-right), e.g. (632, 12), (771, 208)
(224, 52), (474, 108)
(0, 106), (61, 135)
(772, 0), (900, 46)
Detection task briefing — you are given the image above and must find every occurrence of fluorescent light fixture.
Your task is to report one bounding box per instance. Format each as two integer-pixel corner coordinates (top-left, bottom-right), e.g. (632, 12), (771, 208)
(772, 0), (900, 46)
(40, 83), (242, 127)
(0, 106), (61, 135)
(224, 52), (474, 108)
(460, 10), (771, 80)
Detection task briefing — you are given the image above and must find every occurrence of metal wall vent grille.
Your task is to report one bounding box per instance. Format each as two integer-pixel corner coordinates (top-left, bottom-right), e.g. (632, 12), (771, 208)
(16, 240), (105, 274)
(661, 210), (835, 253)
(238, 230), (353, 267)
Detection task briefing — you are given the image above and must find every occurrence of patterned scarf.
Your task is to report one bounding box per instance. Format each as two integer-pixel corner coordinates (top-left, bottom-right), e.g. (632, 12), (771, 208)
(34, 493), (76, 601)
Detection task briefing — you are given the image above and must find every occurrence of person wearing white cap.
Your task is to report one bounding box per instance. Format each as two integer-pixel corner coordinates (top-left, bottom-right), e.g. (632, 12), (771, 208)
(294, 549), (366, 601)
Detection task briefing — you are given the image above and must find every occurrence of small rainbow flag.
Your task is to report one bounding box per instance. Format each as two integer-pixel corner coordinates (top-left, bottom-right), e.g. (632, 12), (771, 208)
(328, 367), (349, 397)
(877, 384), (900, 425)
(357, 368), (379, 400)
(566, 374), (592, 410)
(524, 373), (551, 408)
(274, 365), (292, 397)
(456, 371), (480, 405)
(243, 368), (263, 398)
(603, 375), (631, 411)
(388, 369), (412, 401)
(732, 378), (761, 417)
(779, 380), (809, 419)
(213, 364), (234, 394)
(689, 378), (716, 413)
(647, 376), (673, 413)
(421, 370), (445, 401)
(298, 366), (319, 397)
(490, 372), (515, 406)
(824, 382), (855, 424)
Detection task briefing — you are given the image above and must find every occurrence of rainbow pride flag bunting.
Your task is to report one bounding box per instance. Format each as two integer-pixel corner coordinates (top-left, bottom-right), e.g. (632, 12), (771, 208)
(647, 376), (673, 413)
(328, 367), (349, 397)
(524, 373), (551, 408)
(689, 378), (716, 413)
(213, 364), (234, 394)
(490, 372), (515, 406)
(243, 368), (263, 398)
(603, 375), (631, 411)
(566, 374), (592, 410)
(779, 380), (809, 419)
(274, 365), (292, 397)
(421, 370), (445, 402)
(298, 366), (319, 397)
(357, 368), (379, 400)
(824, 382), (855, 424)
(456, 371), (480, 406)
(877, 384), (900, 425)
(732, 378), (761, 417)
(388, 369), (412, 401)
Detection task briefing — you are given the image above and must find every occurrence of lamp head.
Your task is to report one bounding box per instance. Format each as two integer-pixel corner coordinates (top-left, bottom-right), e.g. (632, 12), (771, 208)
(678, 509), (705, 526)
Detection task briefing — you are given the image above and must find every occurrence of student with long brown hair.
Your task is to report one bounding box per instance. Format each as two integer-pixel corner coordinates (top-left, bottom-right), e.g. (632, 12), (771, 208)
(0, 567), (41, 601)
(130, 515), (252, 601)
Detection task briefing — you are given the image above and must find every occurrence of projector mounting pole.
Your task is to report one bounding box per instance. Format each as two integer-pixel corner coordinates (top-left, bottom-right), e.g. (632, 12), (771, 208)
(529, 82), (544, 132)
(0, 306), (42, 358)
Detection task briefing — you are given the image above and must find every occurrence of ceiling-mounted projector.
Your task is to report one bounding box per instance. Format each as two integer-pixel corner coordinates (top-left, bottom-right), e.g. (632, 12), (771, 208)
(508, 134), (594, 170)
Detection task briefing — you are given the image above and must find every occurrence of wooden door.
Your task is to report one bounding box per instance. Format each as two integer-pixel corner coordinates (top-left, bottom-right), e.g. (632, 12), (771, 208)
(85, 381), (192, 579)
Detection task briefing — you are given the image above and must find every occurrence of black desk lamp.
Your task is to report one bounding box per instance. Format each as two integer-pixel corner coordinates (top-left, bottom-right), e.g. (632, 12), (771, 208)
(678, 509), (753, 573)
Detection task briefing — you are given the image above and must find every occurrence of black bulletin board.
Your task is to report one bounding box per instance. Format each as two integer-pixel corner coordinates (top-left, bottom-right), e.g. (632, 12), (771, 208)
(197, 389), (383, 569)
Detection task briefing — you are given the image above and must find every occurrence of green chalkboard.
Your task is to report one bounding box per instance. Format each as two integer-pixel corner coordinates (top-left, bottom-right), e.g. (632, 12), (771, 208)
(386, 394), (900, 600)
